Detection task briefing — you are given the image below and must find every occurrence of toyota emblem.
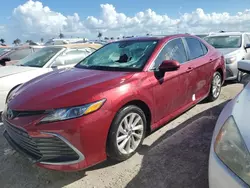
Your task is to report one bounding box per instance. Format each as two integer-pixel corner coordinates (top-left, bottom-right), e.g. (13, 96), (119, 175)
(7, 108), (14, 120)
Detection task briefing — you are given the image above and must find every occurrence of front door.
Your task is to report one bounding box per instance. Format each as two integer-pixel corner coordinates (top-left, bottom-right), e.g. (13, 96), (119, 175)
(150, 38), (197, 123)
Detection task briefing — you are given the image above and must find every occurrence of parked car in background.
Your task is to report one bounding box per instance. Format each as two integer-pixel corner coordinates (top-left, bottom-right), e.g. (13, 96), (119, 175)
(209, 60), (250, 188)
(0, 47), (11, 57)
(44, 38), (86, 46)
(195, 34), (208, 39)
(204, 32), (250, 82)
(0, 45), (44, 66)
(2, 34), (225, 171)
(0, 43), (102, 113)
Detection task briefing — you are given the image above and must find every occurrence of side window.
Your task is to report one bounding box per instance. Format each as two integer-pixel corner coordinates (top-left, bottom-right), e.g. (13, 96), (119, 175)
(185, 37), (204, 60)
(8, 48), (32, 60)
(154, 38), (187, 68)
(200, 42), (208, 55)
(244, 34), (250, 45)
(55, 49), (92, 66)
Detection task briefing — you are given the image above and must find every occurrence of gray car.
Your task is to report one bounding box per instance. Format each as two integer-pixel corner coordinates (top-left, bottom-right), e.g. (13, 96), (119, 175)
(209, 59), (250, 187)
(204, 32), (250, 82)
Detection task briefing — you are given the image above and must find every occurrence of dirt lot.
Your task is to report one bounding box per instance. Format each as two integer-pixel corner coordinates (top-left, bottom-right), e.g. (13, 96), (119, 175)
(0, 76), (249, 188)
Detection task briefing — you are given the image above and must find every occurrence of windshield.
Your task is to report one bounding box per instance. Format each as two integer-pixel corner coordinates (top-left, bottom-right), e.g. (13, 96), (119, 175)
(75, 40), (158, 71)
(16, 47), (62, 67)
(204, 35), (242, 48)
(0, 48), (10, 56)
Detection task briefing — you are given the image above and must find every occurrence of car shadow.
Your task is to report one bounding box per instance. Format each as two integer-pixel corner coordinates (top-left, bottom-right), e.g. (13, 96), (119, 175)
(125, 101), (228, 188)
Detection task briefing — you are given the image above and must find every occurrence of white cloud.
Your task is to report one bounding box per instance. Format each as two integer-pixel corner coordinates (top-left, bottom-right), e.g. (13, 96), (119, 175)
(3, 0), (250, 43)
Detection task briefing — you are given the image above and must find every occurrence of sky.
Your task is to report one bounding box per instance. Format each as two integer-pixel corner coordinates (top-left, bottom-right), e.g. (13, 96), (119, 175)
(1, 0), (250, 43)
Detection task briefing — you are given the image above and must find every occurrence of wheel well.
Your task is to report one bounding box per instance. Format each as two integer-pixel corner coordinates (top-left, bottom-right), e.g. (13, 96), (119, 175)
(216, 68), (223, 80)
(122, 100), (152, 133)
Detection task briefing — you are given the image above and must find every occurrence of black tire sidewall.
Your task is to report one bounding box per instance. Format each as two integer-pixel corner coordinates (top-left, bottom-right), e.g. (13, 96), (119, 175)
(106, 105), (147, 161)
(207, 71), (222, 102)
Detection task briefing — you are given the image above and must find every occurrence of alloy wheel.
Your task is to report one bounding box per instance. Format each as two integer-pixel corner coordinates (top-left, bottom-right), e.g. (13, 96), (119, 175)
(116, 113), (144, 155)
(212, 74), (221, 98)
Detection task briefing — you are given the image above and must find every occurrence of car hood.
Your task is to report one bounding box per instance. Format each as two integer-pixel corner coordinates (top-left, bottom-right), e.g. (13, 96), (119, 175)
(8, 68), (134, 111)
(0, 65), (38, 78)
(216, 48), (239, 56)
(231, 83), (250, 151)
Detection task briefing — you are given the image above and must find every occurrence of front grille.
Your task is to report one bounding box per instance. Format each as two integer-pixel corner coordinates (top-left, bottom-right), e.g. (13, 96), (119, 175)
(3, 121), (79, 164)
(9, 110), (46, 118)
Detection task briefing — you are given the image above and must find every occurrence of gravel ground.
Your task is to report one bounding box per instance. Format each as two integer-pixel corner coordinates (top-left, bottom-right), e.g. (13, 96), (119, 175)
(0, 76), (249, 188)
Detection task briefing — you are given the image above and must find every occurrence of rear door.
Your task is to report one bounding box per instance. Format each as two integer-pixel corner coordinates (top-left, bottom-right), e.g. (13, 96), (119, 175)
(184, 37), (213, 102)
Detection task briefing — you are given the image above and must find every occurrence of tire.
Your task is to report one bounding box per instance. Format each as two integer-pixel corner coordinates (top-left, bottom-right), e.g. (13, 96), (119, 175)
(236, 70), (243, 83)
(106, 105), (147, 162)
(207, 71), (222, 102)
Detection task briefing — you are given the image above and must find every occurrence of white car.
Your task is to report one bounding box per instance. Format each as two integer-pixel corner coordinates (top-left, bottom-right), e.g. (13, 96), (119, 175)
(209, 60), (250, 187)
(204, 32), (250, 82)
(0, 43), (102, 113)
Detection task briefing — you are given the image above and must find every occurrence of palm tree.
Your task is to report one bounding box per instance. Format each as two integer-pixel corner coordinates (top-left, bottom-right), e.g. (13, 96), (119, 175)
(0, 38), (5, 44)
(117, 37), (120, 40)
(40, 38), (44, 43)
(104, 37), (109, 40)
(13, 38), (21, 46)
(59, 33), (64, 39)
(110, 37), (114, 40)
(97, 32), (102, 40)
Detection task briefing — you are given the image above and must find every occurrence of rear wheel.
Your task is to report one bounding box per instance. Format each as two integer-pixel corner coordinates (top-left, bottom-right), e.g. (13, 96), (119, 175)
(107, 105), (146, 161)
(207, 71), (222, 102)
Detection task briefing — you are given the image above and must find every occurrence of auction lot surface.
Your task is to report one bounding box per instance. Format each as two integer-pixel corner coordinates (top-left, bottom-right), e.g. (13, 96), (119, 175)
(1, 76), (249, 188)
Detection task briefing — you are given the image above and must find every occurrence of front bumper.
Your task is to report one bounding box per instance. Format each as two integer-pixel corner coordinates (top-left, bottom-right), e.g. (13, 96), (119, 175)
(3, 120), (84, 165)
(209, 149), (248, 188)
(225, 62), (238, 80)
(2, 108), (114, 171)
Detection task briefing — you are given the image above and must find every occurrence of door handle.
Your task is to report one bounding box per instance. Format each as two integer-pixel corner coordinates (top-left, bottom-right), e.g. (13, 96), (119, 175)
(186, 67), (193, 73)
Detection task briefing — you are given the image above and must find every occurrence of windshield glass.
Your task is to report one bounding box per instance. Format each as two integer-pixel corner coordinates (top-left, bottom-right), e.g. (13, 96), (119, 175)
(204, 35), (242, 48)
(0, 48), (10, 56)
(75, 40), (158, 71)
(16, 47), (62, 67)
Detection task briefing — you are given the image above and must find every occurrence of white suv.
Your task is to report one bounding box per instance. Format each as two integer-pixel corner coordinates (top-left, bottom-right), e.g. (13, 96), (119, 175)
(204, 32), (250, 82)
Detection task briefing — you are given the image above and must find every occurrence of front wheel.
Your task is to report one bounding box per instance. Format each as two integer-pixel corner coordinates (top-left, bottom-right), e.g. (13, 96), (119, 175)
(207, 71), (222, 102)
(107, 105), (146, 162)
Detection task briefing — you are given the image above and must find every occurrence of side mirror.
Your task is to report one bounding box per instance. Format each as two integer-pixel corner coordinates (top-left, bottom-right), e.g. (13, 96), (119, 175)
(159, 60), (180, 72)
(238, 60), (250, 74)
(245, 44), (250, 49)
(52, 57), (65, 68)
(0, 57), (11, 66)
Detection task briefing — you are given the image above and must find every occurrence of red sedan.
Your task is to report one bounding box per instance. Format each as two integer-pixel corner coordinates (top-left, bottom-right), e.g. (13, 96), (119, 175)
(2, 34), (225, 171)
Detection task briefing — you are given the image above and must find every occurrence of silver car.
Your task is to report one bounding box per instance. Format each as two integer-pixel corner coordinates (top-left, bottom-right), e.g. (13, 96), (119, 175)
(204, 32), (250, 82)
(209, 60), (250, 187)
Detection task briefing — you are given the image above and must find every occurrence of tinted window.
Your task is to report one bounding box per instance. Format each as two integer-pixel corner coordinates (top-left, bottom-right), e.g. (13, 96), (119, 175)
(9, 48), (32, 60)
(200, 42), (208, 55)
(185, 38), (204, 60)
(153, 38), (187, 68)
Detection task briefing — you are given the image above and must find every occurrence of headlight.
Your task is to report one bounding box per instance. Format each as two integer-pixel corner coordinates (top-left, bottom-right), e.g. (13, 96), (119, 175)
(39, 99), (106, 123)
(215, 116), (250, 185)
(226, 56), (237, 64)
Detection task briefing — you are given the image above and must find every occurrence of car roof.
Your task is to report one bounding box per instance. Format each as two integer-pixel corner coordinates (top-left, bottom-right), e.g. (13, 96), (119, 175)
(52, 43), (103, 50)
(117, 34), (192, 42)
(208, 32), (247, 37)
